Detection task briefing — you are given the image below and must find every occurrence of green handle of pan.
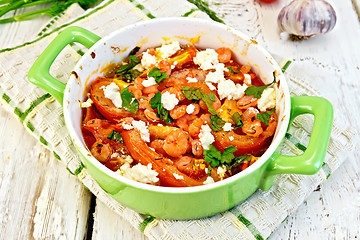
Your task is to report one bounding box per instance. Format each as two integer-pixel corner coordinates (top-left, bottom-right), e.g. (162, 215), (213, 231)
(260, 96), (333, 190)
(28, 26), (101, 105)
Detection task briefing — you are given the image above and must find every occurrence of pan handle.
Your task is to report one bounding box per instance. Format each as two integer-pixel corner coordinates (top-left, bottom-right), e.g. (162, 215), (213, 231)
(260, 96), (333, 191)
(28, 26), (101, 104)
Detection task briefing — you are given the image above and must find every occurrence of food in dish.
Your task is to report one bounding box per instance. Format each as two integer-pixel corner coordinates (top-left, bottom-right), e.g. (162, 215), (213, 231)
(81, 41), (277, 187)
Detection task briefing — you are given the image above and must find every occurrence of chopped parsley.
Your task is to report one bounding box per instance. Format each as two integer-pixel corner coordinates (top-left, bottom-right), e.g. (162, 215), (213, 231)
(231, 112), (243, 129)
(257, 108), (275, 126)
(148, 67), (168, 84)
(244, 71), (276, 98)
(181, 86), (203, 101)
(120, 87), (139, 114)
(204, 144), (238, 168)
(107, 130), (123, 143)
(116, 69), (141, 83)
(201, 93), (218, 115)
(210, 114), (226, 131)
(181, 86), (217, 115)
(149, 92), (174, 124)
(115, 55), (141, 74)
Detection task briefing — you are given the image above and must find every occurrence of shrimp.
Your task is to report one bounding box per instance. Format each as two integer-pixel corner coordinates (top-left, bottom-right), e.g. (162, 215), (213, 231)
(149, 139), (167, 156)
(156, 59), (172, 76)
(144, 109), (160, 122)
(138, 97), (150, 110)
(190, 139), (203, 158)
(142, 85), (159, 95)
(161, 86), (185, 101)
(91, 142), (112, 163)
(128, 85), (142, 99)
(216, 47), (232, 63)
(241, 107), (263, 137)
(242, 120), (263, 137)
(175, 156), (206, 179)
(176, 114), (196, 132)
(199, 94), (221, 111)
(188, 114), (210, 138)
(163, 129), (190, 158)
(187, 103), (200, 115)
(237, 95), (257, 109)
(170, 105), (187, 119)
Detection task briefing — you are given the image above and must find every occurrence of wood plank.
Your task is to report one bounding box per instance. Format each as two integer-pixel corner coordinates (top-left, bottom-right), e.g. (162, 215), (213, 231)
(0, 7), (92, 240)
(92, 200), (148, 240)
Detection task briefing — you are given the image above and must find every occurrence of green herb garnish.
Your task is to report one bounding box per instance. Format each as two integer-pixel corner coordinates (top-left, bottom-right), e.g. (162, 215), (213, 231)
(256, 108), (275, 126)
(181, 86), (203, 101)
(231, 112), (244, 129)
(210, 114), (226, 131)
(244, 71), (276, 98)
(228, 155), (251, 174)
(227, 66), (241, 74)
(107, 130), (123, 143)
(148, 67), (168, 84)
(0, 1), (99, 24)
(204, 144), (238, 167)
(115, 55), (141, 74)
(149, 92), (174, 124)
(120, 87), (139, 114)
(116, 69), (141, 83)
(201, 93), (217, 115)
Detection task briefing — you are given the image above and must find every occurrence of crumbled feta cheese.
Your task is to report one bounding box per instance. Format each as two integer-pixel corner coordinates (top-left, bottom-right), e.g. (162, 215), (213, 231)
(80, 98), (93, 108)
(186, 76), (198, 83)
(193, 49), (219, 70)
(117, 163), (159, 184)
(203, 176), (215, 185)
(244, 73), (252, 85)
(156, 41), (181, 59)
(157, 123), (163, 126)
(173, 173), (184, 180)
(199, 124), (215, 150)
(100, 82), (122, 108)
(229, 136), (234, 141)
(142, 77), (156, 87)
(217, 80), (247, 100)
(206, 82), (216, 91)
(132, 120), (150, 142)
(257, 87), (276, 112)
(217, 165), (227, 180)
(141, 51), (157, 69)
(186, 104), (196, 114)
(223, 122), (233, 131)
(161, 91), (179, 110)
(205, 68), (226, 84)
(123, 123), (134, 130)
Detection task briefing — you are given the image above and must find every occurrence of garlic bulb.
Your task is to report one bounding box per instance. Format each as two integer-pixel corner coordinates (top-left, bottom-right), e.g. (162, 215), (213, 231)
(278, 0), (337, 39)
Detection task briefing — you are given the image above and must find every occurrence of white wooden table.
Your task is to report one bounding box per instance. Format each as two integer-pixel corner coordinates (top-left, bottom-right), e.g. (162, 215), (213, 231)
(1, 1), (359, 239)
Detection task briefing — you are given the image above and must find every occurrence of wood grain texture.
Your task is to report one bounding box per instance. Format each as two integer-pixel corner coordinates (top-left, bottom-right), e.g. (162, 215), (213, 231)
(0, 7), (92, 240)
(92, 200), (148, 240)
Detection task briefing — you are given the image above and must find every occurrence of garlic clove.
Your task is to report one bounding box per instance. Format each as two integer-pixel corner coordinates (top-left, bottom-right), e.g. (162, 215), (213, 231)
(278, 0), (337, 39)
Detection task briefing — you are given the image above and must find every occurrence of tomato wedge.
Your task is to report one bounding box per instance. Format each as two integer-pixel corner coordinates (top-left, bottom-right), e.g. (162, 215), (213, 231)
(213, 113), (278, 156)
(90, 77), (135, 122)
(122, 129), (205, 187)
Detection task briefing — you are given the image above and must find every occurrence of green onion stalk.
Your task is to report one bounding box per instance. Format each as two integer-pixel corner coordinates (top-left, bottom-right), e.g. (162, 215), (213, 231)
(0, 0), (100, 24)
